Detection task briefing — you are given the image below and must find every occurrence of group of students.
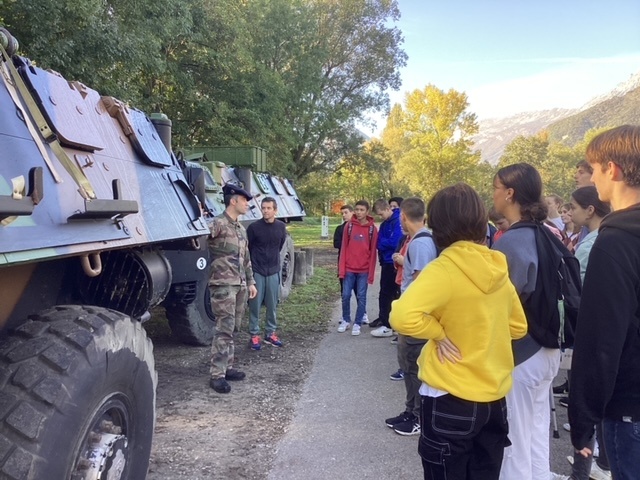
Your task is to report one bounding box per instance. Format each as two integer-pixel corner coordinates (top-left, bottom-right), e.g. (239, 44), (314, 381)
(333, 197), (407, 338)
(338, 125), (640, 480)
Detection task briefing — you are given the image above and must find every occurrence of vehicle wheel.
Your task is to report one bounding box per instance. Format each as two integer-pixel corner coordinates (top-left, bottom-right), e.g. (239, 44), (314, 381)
(165, 279), (215, 346)
(279, 233), (295, 301)
(0, 305), (156, 480)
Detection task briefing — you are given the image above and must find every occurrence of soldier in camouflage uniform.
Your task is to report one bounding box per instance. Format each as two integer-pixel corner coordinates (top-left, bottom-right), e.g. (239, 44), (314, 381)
(208, 184), (257, 393)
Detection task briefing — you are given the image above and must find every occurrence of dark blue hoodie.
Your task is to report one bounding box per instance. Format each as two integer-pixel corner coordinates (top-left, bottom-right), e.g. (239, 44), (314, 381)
(377, 208), (403, 265)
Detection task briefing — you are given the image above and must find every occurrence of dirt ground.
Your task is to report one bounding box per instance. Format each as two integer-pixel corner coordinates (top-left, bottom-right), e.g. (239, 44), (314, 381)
(145, 249), (337, 480)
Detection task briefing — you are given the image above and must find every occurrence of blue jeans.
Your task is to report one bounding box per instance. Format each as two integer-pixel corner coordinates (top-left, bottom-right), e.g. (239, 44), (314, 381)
(341, 272), (368, 325)
(248, 273), (279, 336)
(603, 418), (640, 480)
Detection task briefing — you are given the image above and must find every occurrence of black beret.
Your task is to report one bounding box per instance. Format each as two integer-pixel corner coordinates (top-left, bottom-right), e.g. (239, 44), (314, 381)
(222, 183), (253, 201)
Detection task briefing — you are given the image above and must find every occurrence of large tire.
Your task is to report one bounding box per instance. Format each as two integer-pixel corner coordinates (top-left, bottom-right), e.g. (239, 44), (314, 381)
(0, 305), (156, 480)
(164, 279), (215, 346)
(279, 233), (295, 301)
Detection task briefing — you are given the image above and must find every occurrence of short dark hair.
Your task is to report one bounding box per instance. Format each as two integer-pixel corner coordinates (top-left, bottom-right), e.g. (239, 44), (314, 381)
(388, 196), (404, 207)
(495, 163), (548, 222)
(571, 186), (611, 218)
(340, 204), (354, 212)
(355, 200), (370, 210)
(575, 159), (593, 174)
(373, 198), (389, 213)
(261, 196), (277, 209)
(400, 197), (425, 222)
(586, 125), (640, 187)
(427, 183), (487, 249)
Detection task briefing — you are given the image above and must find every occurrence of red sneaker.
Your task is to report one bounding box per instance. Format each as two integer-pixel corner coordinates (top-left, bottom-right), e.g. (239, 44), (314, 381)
(263, 333), (283, 347)
(250, 335), (261, 350)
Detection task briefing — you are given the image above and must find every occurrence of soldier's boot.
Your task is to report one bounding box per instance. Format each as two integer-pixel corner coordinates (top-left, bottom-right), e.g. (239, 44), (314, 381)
(225, 369), (246, 381)
(210, 378), (231, 393)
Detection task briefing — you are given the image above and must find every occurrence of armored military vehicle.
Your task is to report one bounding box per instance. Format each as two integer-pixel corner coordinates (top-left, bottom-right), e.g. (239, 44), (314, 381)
(162, 146), (305, 346)
(0, 27), (307, 479)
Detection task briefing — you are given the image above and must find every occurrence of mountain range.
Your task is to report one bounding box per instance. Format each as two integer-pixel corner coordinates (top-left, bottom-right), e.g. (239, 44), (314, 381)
(474, 71), (640, 165)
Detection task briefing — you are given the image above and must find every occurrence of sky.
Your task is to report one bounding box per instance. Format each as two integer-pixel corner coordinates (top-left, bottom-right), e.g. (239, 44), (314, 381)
(366, 0), (640, 134)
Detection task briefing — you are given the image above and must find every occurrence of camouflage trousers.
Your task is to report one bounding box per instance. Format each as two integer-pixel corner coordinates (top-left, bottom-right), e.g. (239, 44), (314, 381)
(210, 284), (248, 379)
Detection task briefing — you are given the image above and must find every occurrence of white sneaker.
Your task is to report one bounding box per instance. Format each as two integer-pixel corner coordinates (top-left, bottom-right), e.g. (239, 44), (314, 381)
(351, 324), (361, 336)
(337, 321), (350, 333)
(563, 422), (571, 432)
(590, 463), (612, 480)
(361, 313), (369, 325)
(549, 473), (569, 480)
(371, 326), (393, 337)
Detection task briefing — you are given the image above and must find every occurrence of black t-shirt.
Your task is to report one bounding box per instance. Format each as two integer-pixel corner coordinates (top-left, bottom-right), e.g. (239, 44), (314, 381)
(246, 219), (287, 276)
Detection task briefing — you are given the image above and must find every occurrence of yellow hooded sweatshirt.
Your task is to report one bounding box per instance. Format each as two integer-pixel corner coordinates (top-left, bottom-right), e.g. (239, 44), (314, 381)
(390, 241), (527, 402)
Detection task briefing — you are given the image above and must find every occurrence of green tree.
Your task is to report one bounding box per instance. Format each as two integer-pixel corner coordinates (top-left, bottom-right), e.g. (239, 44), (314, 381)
(497, 134), (549, 170)
(250, 0), (407, 178)
(392, 85), (480, 199)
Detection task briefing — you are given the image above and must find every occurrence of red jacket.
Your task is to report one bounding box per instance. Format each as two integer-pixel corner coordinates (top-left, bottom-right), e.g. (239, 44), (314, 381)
(338, 215), (378, 284)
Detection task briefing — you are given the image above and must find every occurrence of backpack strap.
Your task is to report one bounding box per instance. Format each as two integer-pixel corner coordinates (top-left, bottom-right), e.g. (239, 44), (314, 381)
(407, 231), (432, 265)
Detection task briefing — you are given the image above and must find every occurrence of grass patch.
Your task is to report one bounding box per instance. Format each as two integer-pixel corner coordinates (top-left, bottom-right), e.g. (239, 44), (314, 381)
(287, 216), (342, 248)
(278, 265), (339, 334)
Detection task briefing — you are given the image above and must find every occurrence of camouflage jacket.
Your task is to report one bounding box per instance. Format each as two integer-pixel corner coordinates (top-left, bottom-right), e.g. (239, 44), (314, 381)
(208, 212), (255, 287)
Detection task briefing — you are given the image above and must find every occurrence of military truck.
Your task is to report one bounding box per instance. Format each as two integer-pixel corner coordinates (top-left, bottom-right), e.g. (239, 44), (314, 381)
(0, 28), (304, 479)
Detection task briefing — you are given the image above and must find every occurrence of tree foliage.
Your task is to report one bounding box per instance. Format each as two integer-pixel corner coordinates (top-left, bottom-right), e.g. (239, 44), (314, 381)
(383, 85), (480, 200)
(2, 0), (405, 180)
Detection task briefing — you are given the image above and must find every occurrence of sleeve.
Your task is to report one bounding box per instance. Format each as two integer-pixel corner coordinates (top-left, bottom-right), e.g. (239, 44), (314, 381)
(333, 224), (343, 249)
(246, 222), (255, 245)
(389, 260), (449, 341)
(574, 241), (590, 284)
(338, 224), (348, 279)
(243, 227), (255, 286)
(509, 286), (528, 340)
(209, 218), (220, 238)
(279, 223), (287, 250)
(569, 241), (634, 450)
(493, 233), (537, 300)
(368, 227), (379, 284)
(377, 219), (403, 252)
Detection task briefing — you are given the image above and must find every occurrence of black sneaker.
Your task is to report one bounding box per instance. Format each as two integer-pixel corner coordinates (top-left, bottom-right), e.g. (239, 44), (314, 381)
(385, 411), (414, 428)
(369, 318), (382, 328)
(559, 396), (569, 408)
(553, 380), (569, 396)
(225, 369), (246, 381)
(393, 420), (421, 436)
(210, 378), (231, 393)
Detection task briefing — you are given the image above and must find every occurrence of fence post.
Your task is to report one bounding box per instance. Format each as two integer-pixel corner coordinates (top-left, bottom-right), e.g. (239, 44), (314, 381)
(293, 250), (307, 285)
(302, 247), (314, 278)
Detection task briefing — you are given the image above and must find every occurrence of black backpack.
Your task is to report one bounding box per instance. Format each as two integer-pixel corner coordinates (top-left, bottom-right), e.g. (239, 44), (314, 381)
(509, 221), (582, 349)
